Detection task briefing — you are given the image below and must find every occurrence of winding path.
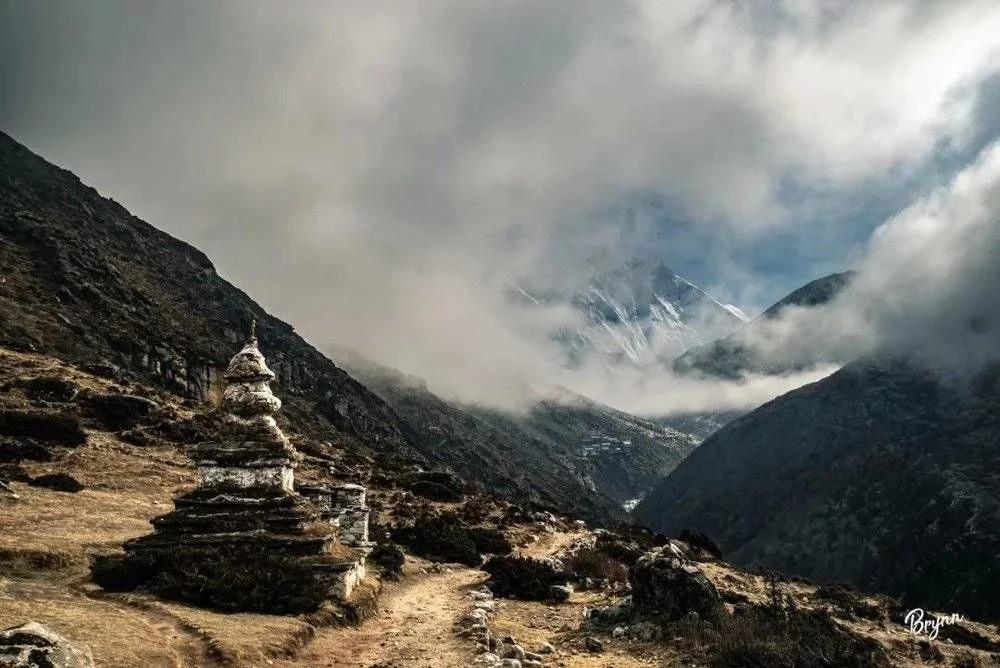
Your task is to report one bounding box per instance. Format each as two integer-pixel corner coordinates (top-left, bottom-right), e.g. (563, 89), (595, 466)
(274, 566), (486, 668)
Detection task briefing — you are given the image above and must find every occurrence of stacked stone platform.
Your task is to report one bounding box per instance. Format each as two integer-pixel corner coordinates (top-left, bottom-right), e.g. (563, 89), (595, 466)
(119, 324), (370, 605)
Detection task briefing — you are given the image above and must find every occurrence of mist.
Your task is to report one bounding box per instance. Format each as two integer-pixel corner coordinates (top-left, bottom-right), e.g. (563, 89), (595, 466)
(3, 1), (1000, 415)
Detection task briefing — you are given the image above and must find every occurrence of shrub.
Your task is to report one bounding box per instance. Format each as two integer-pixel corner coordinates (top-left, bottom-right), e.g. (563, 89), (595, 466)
(684, 605), (890, 668)
(11, 376), (79, 402)
(0, 409), (86, 446)
(611, 523), (669, 549)
(679, 529), (723, 558)
(466, 527), (513, 555)
(390, 514), (480, 566)
(0, 464), (31, 483)
(407, 480), (462, 502)
(27, 473), (84, 493)
(456, 497), (495, 524)
(0, 439), (53, 463)
(90, 553), (156, 592)
(812, 583), (886, 622)
(483, 555), (566, 600)
(81, 394), (158, 430)
(400, 470), (465, 491)
(565, 547), (629, 585)
(370, 544), (405, 579)
(594, 534), (645, 566)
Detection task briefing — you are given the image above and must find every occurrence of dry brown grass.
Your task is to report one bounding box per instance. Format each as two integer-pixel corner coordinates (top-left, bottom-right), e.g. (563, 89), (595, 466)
(0, 577), (206, 667)
(489, 587), (679, 668)
(0, 347), (376, 666)
(0, 438), (193, 561)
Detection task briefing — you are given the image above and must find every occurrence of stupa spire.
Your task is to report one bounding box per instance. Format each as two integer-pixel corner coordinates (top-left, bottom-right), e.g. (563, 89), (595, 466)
(222, 320), (280, 417)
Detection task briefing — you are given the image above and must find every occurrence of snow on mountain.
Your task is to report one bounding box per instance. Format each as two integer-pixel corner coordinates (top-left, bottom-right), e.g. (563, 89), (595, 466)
(519, 259), (748, 368)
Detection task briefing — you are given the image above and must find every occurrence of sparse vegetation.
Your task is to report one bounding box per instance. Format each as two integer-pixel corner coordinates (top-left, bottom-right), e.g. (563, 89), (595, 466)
(565, 546), (629, 585)
(407, 480), (461, 502)
(369, 544), (405, 579)
(27, 472), (84, 493)
(482, 555), (566, 600)
(390, 513), (480, 566)
(672, 604), (890, 668)
(0, 408), (86, 446)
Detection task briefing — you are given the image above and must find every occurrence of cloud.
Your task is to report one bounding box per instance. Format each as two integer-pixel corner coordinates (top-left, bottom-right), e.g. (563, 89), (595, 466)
(693, 137), (1000, 386)
(3, 0), (1000, 412)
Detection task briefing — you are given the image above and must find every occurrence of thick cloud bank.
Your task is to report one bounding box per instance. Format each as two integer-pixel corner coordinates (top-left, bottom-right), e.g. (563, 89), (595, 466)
(3, 1), (1000, 413)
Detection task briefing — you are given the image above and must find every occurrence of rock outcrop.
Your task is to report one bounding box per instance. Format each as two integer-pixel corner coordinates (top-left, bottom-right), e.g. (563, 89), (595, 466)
(629, 545), (723, 621)
(0, 622), (94, 668)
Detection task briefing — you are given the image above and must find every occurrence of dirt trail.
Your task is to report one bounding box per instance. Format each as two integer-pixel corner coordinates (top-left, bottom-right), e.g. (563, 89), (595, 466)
(275, 566), (486, 668)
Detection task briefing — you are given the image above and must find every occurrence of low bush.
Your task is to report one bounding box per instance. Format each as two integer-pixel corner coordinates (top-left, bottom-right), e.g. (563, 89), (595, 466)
(0, 464), (31, 483)
(370, 544), (405, 579)
(90, 553), (156, 592)
(674, 605), (889, 668)
(407, 480), (462, 502)
(81, 393), (158, 430)
(594, 534), (645, 566)
(812, 583), (886, 622)
(611, 523), (669, 549)
(483, 555), (566, 600)
(679, 529), (723, 559)
(456, 497), (495, 524)
(0, 438), (53, 463)
(565, 547), (629, 585)
(466, 527), (513, 555)
(0, 409), (86, 446)
(10, 376), (79, 402)
(27, 473), (84, 493)
(390, 514), (480, 566)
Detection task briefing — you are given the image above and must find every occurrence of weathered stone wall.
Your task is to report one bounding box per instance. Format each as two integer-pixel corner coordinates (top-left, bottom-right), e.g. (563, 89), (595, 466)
(199, 465), (294, 492)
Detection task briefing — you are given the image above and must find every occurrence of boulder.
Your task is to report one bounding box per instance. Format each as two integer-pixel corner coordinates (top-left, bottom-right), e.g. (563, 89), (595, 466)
(547, 584), (572, 603)
(0, 621), (95, 667)
(629, 545), (723, 621)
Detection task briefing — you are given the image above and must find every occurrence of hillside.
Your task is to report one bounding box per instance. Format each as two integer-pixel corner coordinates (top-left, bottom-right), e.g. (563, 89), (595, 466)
(636, 358), (1000, 621)
(0, 131), (413, 456)
(4, 346), (999, 666)
(0, 131), (640, 524)
(340, 354), (697, 513)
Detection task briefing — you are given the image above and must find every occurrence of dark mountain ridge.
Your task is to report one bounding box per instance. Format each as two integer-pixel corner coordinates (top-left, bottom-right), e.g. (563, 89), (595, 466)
(673, 271), (854, 379)
(636, 358), (1000, 620)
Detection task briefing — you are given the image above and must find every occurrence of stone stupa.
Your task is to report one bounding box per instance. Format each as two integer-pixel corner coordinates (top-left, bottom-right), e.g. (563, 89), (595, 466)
(116, 320), (369, 608)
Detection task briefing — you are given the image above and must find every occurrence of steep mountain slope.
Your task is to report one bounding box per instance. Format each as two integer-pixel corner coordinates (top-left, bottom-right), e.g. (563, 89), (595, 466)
(476, 391), (700, 506)
(673, 271), (854, 379)
(0, 132), (417, 456)
(517, 259), (748, 368)
(636, 359), (1000, 620)
(0, 131), (632, 523)
(339, 353), (698, 515)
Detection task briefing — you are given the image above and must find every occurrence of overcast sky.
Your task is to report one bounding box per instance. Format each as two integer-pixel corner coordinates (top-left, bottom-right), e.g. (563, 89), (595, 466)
(3, 1), (1000, 411)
